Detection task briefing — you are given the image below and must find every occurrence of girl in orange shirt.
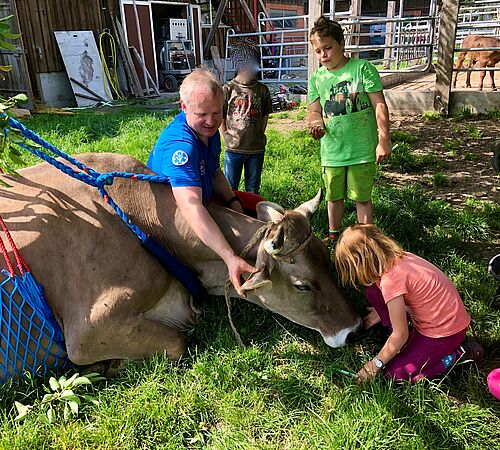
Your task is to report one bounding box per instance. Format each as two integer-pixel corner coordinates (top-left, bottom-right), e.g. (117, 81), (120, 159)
(335, 224), (483, 382)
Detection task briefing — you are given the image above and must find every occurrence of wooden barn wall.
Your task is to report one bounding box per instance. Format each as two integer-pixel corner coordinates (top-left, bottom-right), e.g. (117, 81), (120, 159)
(14, 0), (119, 95)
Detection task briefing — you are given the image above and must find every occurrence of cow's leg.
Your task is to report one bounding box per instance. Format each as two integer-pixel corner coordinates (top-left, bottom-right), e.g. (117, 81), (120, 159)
(453, 52), (465, 88)
(478, 61), (487, 91)
(466, 58), (474, 88)
(65, 317), (187, 366)
(489, 67), (496, 90)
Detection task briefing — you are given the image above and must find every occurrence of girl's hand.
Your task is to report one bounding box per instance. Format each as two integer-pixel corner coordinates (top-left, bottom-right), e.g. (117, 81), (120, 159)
(355, 360), (381, 383)
(376, 141), (392, 164)
(309, 125), (325, 140)
(363, 307), (381, 329)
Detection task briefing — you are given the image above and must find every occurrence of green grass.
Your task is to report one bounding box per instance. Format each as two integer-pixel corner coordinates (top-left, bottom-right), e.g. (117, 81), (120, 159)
(430, 172), (449, 187)
(1, 109), (499, 449)
(385, 142), (445, 173)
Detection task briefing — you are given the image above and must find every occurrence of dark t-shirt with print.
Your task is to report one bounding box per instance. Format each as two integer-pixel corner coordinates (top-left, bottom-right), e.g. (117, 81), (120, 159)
(222, 79), (273, 154)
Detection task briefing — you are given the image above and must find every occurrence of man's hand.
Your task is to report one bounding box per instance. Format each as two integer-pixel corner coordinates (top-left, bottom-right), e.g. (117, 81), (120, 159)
(226, 254), (257, 296)
(376, 140), (391, 164)
(355, 360), (380, 383)
(363, 307), (381, 329)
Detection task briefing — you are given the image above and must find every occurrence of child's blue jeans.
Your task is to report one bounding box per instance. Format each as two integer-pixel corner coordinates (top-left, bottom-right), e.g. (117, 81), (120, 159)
(224, 151), (265, 194)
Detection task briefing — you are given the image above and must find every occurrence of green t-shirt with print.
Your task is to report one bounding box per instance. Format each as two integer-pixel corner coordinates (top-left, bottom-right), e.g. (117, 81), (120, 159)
(308, 58), (383, 167)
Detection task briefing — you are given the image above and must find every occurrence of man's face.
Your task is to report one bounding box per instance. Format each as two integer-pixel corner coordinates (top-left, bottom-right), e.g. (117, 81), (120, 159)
(180, 88), (223, 141)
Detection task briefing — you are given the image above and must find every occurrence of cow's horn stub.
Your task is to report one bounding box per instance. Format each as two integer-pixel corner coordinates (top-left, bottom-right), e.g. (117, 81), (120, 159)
(263, 226), (285, 255)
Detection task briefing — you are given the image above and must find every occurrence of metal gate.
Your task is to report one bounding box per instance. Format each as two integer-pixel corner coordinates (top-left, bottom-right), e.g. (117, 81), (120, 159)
(223, 0), (441, 85)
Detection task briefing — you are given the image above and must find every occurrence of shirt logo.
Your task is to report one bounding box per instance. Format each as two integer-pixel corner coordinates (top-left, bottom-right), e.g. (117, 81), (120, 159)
(199, 160), (206, 176)
(172, 150), (189, 166)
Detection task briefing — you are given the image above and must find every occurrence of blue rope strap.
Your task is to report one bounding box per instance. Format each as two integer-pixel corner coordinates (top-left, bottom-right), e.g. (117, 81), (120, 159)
(5, 116), (206, 302)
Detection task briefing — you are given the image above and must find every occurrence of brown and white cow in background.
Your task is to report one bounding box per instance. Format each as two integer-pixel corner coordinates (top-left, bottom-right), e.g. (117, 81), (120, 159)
(0, 153), (361, 375)
(453, 34), (500, 91)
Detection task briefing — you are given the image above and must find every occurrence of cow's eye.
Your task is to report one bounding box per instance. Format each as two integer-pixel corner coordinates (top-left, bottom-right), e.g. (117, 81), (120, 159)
(293, 284), (311, 291)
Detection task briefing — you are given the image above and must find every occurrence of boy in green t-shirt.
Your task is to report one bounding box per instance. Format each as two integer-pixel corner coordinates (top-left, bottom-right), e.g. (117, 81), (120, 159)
(308, 17), (391, 242)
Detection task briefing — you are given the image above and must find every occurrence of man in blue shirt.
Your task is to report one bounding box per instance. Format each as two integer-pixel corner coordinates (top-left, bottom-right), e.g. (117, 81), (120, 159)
(147, 69), (256, 296)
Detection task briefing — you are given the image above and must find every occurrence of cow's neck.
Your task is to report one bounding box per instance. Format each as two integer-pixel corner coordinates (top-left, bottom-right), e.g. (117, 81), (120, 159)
(133, 185), (265, 291)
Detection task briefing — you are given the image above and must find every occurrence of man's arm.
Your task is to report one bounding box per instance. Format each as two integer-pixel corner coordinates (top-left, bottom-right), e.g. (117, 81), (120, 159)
(368, 91), (391, 164)
(212, 168), (244, 214)
(172, 185), (255, 295)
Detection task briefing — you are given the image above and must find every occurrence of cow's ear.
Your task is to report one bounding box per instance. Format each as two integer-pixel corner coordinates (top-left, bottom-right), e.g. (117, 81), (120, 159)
(294, 188), (323, 218)
(241, 269), (272, 292)
(256, 201), (285, 223)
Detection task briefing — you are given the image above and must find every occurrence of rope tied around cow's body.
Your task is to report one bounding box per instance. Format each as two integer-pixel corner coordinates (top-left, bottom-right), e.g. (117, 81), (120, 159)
(224, 222), (314, 348)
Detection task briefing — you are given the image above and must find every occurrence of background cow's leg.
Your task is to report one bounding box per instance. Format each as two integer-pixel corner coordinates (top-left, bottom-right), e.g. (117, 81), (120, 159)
(489, 67), (496, 90)
(479, 61), (487, 90)
(466, 58), (474, 88)
(453, 52), (466, 88)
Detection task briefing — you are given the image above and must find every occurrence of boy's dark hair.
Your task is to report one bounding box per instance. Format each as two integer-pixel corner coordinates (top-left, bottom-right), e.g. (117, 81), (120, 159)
(310, 17), (344, 44)
(231, 39), (260, 73)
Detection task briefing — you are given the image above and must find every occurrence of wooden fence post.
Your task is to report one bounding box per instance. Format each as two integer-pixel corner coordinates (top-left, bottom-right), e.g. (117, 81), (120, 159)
(434, 0), (460, 115)
(307, 0), (323, 80)
(384, 1), (396, 69)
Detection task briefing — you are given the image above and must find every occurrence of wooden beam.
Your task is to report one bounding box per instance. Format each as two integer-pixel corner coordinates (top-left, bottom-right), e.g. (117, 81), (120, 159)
(434, 0), (460, 115)
(236, 0), (256, 29)
(203, 0), (229, 57)
(307, 0), (323, 80)
(384, 1), (396, 69)
(131, 0), (149, 91)
(210, 45), (225, 82)
(348, 0), (362, 59)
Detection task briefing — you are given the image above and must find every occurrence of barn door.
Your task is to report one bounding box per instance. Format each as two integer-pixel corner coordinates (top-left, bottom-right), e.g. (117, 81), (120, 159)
(190, 4), (203, 66)
(0, 0), (33, 108)
(121, 0), (158, 89)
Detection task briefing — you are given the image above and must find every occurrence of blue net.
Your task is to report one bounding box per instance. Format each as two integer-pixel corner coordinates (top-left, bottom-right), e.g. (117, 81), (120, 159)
(0, 269), (68, 383)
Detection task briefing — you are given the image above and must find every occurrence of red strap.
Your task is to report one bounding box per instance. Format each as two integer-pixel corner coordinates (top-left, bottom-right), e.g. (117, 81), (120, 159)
(0, 215), (28, 276)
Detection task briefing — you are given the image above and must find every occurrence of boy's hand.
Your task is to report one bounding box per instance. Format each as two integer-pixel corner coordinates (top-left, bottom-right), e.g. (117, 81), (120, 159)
(376, 141), (391, 164)
(309, 125), (325, 140)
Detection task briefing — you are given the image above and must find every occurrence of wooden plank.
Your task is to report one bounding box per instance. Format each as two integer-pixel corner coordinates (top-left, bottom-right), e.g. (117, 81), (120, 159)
(54, 31), (111, 107)
(210, 45), (224, 82)
(384, 1), (396, 69)
(236, 0), (255, 29)
(348, 0), (362, 59)
(130, 46), (160, 95)
(111, 13), (143, 97)
(307, 0), (322, 80)
(203, 0), (228, 57)
(434, 0), (460, 115)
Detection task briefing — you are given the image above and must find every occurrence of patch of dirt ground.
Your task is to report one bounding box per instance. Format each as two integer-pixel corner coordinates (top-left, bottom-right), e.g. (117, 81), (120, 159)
(269, 109), (499, 207)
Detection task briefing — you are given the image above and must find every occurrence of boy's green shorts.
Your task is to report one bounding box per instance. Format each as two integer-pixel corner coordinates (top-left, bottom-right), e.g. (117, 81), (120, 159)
(322, 162), (376, 202)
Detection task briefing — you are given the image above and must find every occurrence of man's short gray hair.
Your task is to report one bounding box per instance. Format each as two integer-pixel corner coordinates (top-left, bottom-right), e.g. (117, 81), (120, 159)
(179, 68), (223, 105)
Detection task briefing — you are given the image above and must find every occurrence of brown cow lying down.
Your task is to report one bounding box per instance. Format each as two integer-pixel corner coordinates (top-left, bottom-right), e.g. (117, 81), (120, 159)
(453, 34), (500, 91)
(0, 153), (360, 375)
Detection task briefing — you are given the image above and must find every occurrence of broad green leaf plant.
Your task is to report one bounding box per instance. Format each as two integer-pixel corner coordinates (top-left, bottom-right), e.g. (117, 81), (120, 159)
(0, 14), (28, 182)
(14, 372), (105, 424)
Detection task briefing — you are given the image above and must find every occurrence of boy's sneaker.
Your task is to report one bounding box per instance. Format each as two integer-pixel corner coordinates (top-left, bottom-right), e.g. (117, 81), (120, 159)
(459, 338), (484, 364)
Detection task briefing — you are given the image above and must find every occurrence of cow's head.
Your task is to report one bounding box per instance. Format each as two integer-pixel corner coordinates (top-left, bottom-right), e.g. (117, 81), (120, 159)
(240, 189), (361, 348)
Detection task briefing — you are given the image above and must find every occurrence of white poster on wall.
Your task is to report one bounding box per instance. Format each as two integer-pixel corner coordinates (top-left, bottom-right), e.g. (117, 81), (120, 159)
(54, 31), (111, 107)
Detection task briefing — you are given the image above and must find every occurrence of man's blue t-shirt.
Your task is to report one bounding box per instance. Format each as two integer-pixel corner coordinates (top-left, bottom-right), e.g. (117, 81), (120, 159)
(147, 111), (221, 202)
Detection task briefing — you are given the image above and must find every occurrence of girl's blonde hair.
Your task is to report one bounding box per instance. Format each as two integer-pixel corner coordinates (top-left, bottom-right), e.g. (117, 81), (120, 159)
(335, 224), (405, 286)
